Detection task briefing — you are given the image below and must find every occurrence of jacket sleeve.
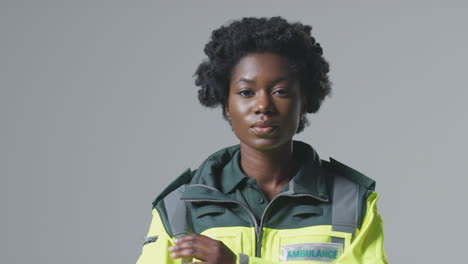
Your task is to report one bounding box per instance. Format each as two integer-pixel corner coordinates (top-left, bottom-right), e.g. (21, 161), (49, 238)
(136, 209), (177, 264)
(336, 191), (388, 263)
(235, 192), (389, 264)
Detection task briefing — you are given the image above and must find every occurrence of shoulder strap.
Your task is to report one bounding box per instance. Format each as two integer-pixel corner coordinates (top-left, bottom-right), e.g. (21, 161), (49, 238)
(331, 172), (359, 246)
(162, 184), (192, 238)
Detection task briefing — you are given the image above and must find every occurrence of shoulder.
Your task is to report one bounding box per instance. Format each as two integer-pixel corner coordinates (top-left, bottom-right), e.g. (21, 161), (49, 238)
(151, 168), (195, 209)
(322, 157), (376, 191)
(322, 158), (377, 228)
(150, 168), (196, 237)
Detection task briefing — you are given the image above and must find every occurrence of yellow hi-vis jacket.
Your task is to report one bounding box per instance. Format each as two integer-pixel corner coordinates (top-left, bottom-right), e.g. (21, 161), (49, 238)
(136, 141), (388, 263)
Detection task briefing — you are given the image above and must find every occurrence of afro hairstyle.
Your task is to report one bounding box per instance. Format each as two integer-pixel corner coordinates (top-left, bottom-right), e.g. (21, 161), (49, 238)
(194, 16), (332, 133)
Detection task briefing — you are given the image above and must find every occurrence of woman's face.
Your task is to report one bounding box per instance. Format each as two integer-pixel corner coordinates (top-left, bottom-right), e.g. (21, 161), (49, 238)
(226, 52), (304, 151)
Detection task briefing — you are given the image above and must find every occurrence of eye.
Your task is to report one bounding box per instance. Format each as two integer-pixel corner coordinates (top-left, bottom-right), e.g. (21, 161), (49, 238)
(273, 88), (289, 96)
(238, 89), (254, 97)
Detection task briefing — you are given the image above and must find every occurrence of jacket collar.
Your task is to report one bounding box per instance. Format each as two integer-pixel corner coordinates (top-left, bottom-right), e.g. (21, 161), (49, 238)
(288, 141), (329, 201)
(181, 141), (330, 202)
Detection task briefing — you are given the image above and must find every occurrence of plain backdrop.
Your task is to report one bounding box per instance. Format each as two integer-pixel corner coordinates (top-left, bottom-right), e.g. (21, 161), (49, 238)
(1, 1), (467, 263)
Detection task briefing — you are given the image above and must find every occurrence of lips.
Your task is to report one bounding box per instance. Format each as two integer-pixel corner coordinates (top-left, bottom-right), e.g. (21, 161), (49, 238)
(251, 121), (278, 135)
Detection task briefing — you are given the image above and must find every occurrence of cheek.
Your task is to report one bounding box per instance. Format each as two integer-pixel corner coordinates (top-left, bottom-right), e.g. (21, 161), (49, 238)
(282, 99), (302, 117)
(284, 101), (303, 128)
(228, 100), (250, 120)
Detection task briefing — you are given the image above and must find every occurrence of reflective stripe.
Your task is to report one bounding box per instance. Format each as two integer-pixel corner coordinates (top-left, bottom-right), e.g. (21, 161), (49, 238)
(163, 185), (194, 263)
(239, 253), (249, 264)
(142, 235), (158, 246)
(331, 237), (344, 245)
(331, 172), (359, 246)
(163, 184), (191, 237)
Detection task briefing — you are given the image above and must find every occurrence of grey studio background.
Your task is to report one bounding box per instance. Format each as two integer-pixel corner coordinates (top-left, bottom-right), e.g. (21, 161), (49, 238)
(1, 1), (467, 263)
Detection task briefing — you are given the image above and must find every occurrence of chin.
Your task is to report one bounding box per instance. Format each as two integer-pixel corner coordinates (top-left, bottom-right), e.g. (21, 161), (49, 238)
(243, 137), (292, 152)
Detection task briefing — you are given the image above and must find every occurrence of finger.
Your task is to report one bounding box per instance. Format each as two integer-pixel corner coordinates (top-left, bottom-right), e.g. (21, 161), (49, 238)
(169, 236), (210, 261)
(174, 234), (206, 244)
(173, 234), (213, 252)
(170, 241), (197, 251)
(169, 247), (208, 261)
(174, 233), (217, 243)
(170, 234), (229, 261)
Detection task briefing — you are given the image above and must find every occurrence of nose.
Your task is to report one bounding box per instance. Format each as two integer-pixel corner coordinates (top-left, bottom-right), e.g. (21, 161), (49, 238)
(253, 92), (276, 115)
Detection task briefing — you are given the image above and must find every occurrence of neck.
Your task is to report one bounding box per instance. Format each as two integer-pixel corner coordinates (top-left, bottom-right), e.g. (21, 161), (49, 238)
(239, 141), (297, 199)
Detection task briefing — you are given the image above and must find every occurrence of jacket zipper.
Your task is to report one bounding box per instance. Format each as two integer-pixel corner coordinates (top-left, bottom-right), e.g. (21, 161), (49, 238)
(256, 193), (329, 257)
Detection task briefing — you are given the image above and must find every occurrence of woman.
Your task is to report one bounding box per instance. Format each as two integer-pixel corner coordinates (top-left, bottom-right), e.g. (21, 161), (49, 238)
(137, 17), (388, 264)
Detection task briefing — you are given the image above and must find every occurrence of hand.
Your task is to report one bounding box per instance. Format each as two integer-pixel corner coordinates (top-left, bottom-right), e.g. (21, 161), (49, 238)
(168, 234), (236, 264)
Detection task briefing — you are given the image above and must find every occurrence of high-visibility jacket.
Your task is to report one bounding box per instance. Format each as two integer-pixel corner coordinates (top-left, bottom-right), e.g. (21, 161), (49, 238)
(136, 141), (388, 263)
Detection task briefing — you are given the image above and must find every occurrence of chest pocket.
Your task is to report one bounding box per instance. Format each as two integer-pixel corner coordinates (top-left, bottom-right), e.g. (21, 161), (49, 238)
(278, 203), (335, 246)
(265, 203), (351, 263)
(278, 203), (352, 260)
(196, 204), (225, 218)
(196, 204), (240, 250)
(278, 228), (351, 247)
(195, 204), (248, 256)
(270, 227), (351, 263)
(292, 204), (322, 218)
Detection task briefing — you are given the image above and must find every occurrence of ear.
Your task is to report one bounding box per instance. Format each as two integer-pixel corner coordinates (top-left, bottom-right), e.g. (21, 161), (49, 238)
(225, 103), (231, 120)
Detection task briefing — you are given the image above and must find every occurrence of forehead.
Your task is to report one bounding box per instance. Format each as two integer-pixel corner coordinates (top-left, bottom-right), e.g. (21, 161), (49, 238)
(230, 53), (293, 82)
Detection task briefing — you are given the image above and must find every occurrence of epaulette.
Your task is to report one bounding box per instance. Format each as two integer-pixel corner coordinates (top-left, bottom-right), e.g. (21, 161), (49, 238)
(152, 168), (193, 209)
(323, 158), (376, 191)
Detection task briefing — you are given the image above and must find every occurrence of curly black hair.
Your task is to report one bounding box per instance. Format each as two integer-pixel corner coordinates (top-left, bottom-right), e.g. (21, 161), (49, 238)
(194, 16), (332, 133)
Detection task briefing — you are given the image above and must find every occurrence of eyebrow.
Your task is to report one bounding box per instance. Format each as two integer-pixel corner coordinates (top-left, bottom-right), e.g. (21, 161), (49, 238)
(235, 77), (291, 85)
